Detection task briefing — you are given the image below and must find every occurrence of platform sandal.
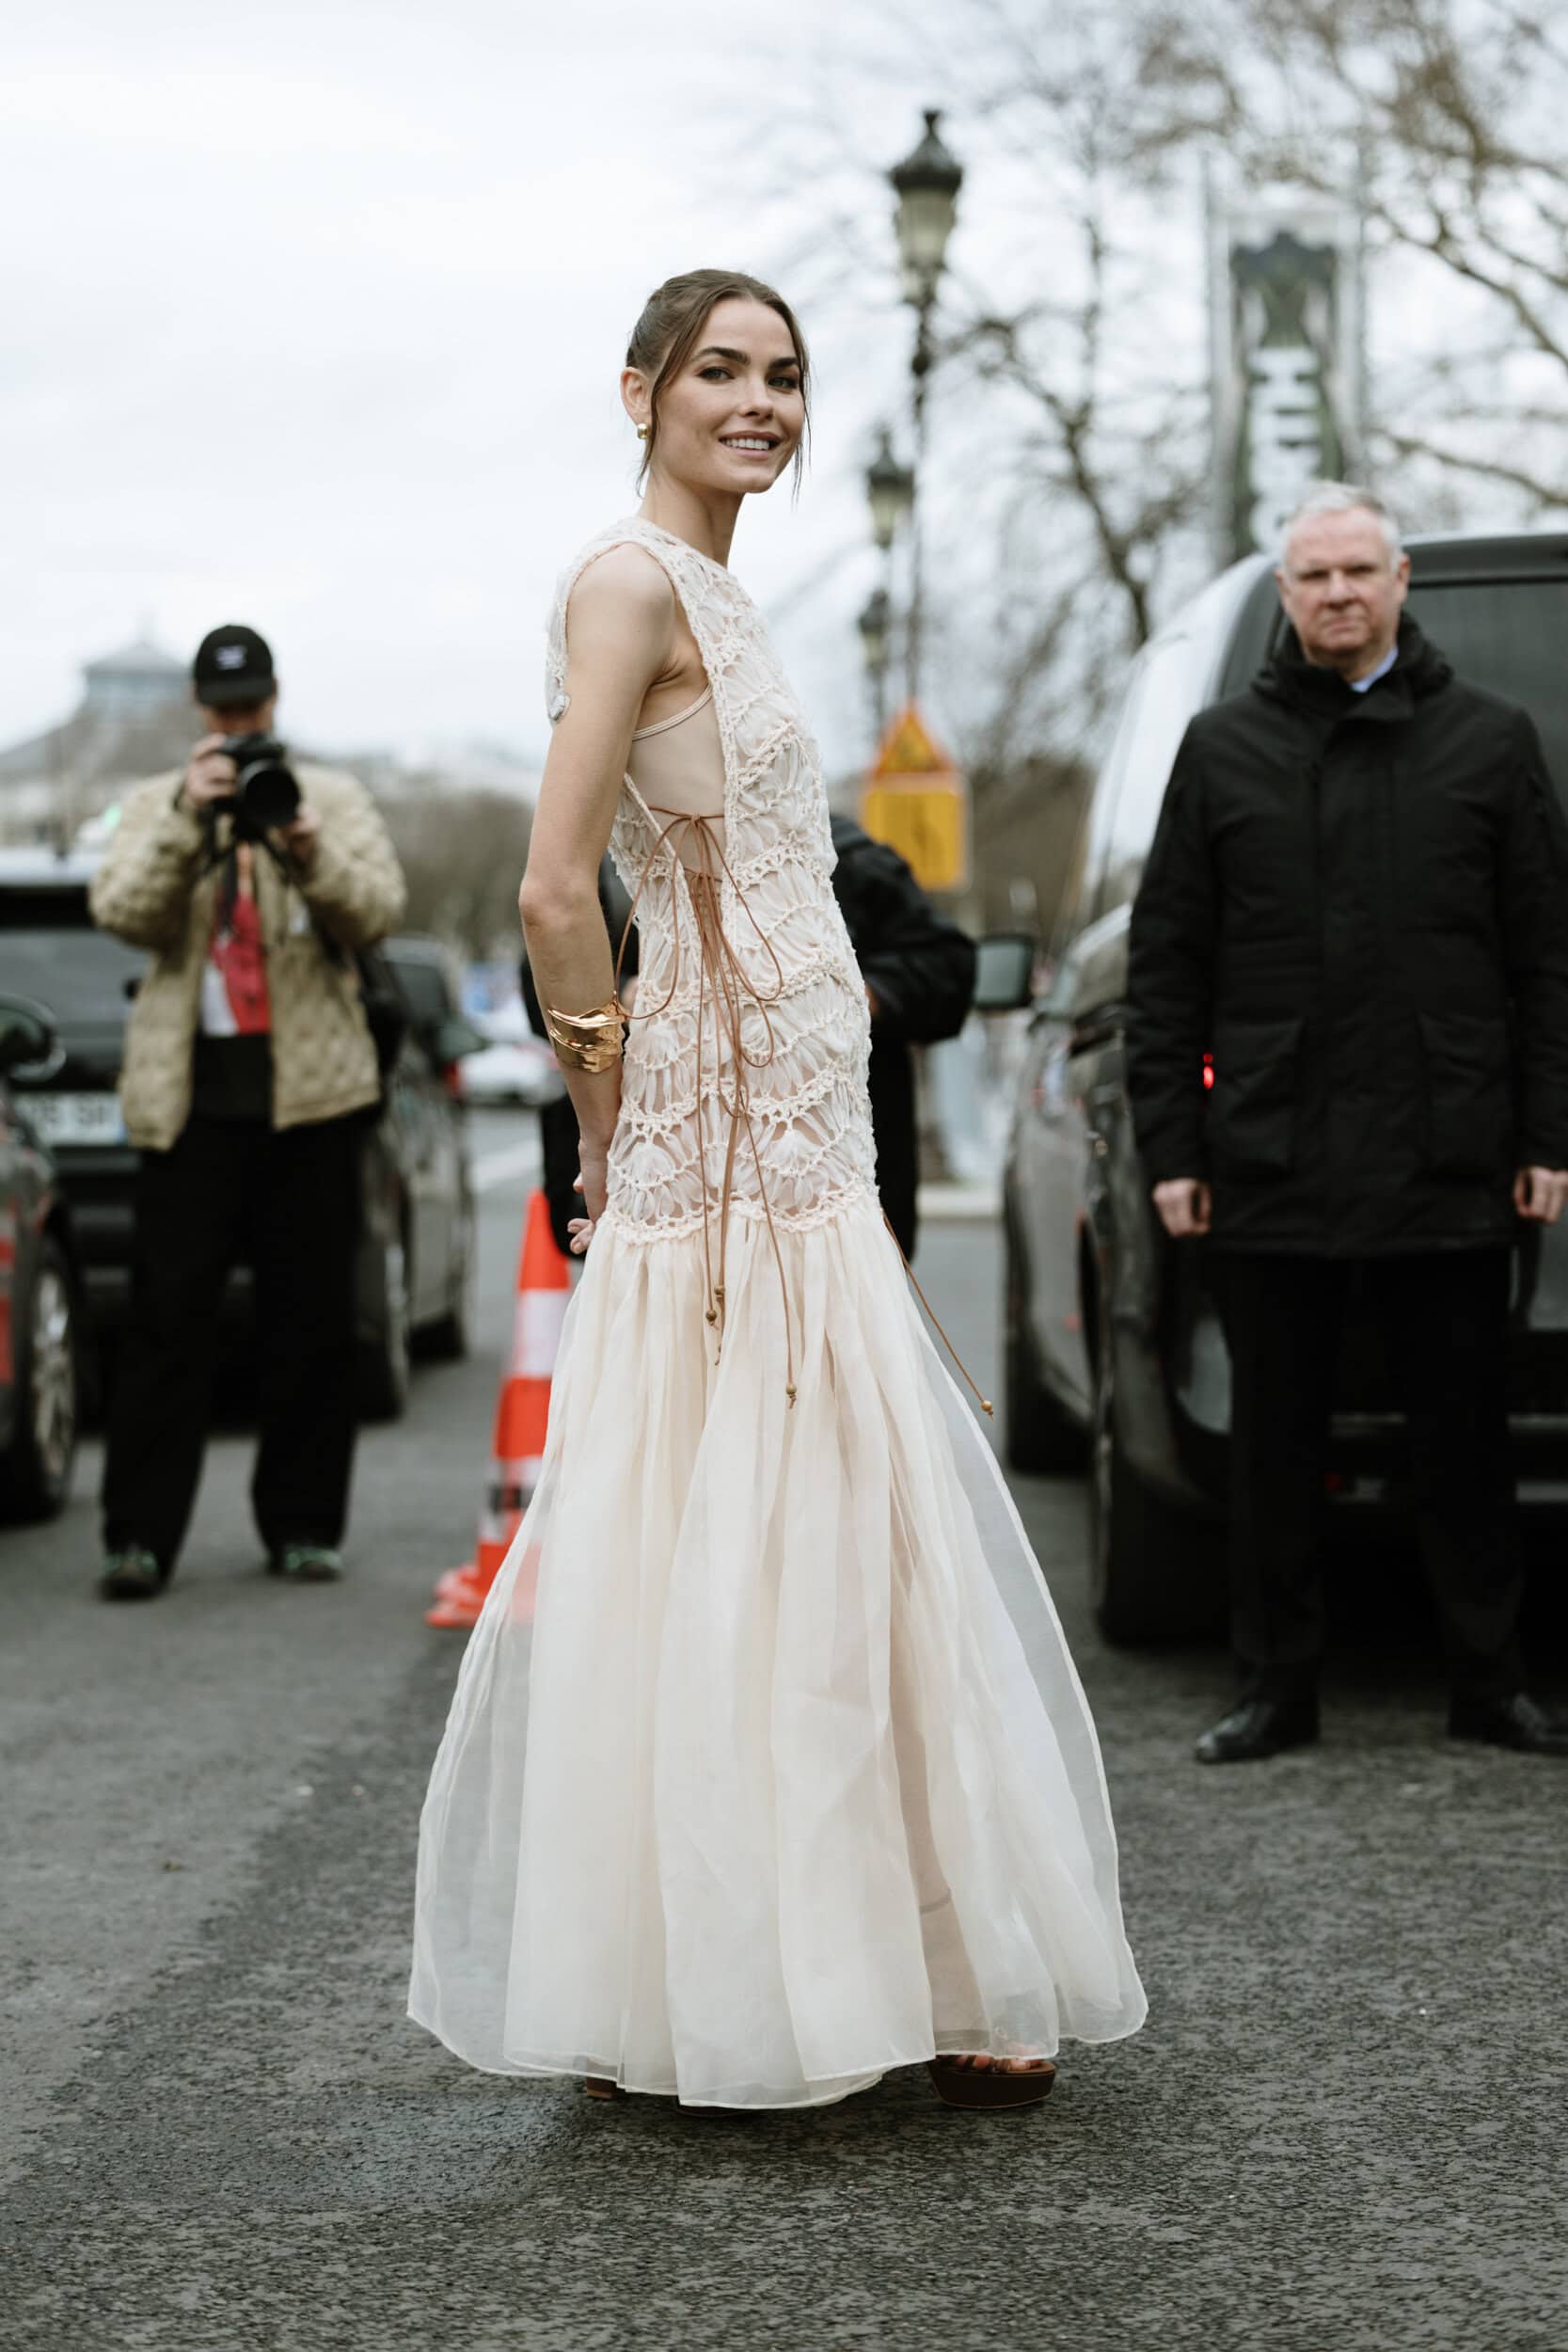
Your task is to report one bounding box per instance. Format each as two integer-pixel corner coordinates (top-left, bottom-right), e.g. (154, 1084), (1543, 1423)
(927, 2054), (1056, 2110)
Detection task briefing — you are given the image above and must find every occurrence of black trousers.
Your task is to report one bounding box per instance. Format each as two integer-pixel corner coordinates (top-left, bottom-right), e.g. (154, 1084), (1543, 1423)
(1210, 1249), (1522, 1703)
(103, 1114), (362, 1572)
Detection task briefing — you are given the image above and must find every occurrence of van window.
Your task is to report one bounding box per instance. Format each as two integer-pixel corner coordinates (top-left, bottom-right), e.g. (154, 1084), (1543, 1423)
(1088, 629), (1206, 921)
(1217, 570), (1284, 698)
(0, 925), (145, 1025)
(1074, 654), (1154, 927)
(1404, 580), (1568, 803)
(387, 953), (452, 1030)
(0, 888), (146, 1023)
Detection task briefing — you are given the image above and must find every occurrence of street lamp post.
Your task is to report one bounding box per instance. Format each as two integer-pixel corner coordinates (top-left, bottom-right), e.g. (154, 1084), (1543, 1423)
(888, 108), (963, 706)
(857, 585), (892, 738)
(862, 424), (913, 745)
(864, 423), (915, 554)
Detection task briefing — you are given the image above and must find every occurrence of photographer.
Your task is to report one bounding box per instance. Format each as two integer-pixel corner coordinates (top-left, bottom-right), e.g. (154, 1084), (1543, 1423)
(88, 624), (406, 1601)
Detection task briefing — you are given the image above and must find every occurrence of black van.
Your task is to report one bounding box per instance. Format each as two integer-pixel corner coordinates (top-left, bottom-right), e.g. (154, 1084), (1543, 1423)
(996, 532), (1568, 1642)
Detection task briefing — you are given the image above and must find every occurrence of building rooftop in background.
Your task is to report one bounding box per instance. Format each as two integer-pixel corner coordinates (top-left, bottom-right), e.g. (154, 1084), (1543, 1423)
(0, 629), (196, 841)
(0, 633), (542, 847)
(79, 635), (187, 721)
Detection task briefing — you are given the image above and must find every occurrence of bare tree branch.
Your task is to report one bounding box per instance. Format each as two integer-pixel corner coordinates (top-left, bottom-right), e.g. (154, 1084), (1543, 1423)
(1377, 431), (1568, 506)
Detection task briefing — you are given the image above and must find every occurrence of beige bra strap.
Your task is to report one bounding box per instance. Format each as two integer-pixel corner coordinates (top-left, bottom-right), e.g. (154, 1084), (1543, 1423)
(630, 686), (715, 742)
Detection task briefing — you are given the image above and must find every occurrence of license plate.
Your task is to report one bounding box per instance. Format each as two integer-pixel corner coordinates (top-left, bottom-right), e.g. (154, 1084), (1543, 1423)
(24, 1092), (126, 1147)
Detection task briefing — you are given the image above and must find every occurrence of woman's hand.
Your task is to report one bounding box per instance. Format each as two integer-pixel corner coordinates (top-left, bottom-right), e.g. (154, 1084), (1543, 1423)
(570, 1138), (611, 1254)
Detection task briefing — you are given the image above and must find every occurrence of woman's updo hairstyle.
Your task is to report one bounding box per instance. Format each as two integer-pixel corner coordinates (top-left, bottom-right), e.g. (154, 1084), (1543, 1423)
(626, 268), (811, 491)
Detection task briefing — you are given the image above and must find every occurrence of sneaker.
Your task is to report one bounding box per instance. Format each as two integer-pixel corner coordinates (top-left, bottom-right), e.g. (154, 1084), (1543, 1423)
(100, 1547), (165, 1601)
(269, 1543), (344, 1583)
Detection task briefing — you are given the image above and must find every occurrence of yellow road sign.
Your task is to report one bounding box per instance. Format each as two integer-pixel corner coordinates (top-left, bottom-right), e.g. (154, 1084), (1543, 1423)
(870, 702), (954, 778)
(862, 702), (968, 891)
(861, 783), (969, 893)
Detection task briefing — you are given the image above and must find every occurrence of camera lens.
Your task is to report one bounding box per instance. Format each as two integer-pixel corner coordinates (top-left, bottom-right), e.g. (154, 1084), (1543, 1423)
(223, 738), (301, 838)
(237, 761), (301, 834)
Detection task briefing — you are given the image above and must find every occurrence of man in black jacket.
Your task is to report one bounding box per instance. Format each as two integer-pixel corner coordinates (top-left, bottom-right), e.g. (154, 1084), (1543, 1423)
(1128, 482), (1568, 1763)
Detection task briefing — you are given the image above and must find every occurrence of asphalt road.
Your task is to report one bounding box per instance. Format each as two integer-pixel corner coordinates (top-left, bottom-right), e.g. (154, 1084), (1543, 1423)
(2, 1106), (1564, 2352)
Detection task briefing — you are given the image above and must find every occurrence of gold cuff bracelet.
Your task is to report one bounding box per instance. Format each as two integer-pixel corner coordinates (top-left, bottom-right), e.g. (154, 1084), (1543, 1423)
(546, 996), (626, 1074)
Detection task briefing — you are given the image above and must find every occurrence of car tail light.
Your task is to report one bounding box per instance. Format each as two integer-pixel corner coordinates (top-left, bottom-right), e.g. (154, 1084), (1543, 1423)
(1202, 1052), (1214, 1091)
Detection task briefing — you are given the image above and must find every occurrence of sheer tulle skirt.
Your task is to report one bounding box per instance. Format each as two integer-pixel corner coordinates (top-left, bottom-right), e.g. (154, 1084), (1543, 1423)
(409, 1195), (1147, 2108)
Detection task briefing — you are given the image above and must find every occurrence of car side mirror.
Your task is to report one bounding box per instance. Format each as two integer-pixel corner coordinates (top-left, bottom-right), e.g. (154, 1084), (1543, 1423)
(0, 996), (64, 1082)
(433, 1013), (488, 1066)
(972, 932), (1037, 1015)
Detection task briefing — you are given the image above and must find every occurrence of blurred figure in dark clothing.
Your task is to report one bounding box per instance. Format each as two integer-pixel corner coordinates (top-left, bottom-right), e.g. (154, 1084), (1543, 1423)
(524, 826), (974, 1263)
(829, 813), (975, 1261)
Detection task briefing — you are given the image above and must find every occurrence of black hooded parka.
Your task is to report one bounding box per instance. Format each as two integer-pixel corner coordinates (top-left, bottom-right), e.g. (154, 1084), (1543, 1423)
(1127, 615), (1568, 1255)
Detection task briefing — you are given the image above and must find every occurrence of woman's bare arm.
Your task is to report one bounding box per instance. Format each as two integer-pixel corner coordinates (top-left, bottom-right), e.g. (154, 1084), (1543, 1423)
(520, 548), (674, 1238)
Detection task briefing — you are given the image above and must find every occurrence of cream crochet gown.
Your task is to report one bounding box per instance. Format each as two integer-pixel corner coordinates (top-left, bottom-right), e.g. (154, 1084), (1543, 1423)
(409, 519), (1147, 2107)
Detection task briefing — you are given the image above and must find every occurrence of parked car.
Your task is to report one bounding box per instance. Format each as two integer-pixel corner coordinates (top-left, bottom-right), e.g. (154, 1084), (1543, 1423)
(458, 1001), (566, 1109)
(367, 935), (486, 1416)
(993, 531), (1568, 1643)
(0, 851), (481, 1422)
(0, 995), (82, 1518)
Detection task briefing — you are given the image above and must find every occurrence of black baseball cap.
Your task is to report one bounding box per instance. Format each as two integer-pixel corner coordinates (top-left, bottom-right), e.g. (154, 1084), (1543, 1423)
(192, 623), (277, 709)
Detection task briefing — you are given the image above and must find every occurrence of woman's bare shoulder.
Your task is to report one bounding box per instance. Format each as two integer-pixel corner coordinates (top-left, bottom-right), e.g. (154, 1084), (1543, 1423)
(568, 539), (675, 629)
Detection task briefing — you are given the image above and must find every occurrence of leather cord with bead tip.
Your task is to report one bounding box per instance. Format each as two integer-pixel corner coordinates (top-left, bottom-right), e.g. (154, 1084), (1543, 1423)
(615, 807), (994, 1422)
(880, 1212), (994, 1419)
(615, 806), (798, 1404)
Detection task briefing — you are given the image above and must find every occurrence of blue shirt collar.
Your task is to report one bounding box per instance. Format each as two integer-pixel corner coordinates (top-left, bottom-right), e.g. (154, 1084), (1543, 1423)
(1348, 643), (1398, 693)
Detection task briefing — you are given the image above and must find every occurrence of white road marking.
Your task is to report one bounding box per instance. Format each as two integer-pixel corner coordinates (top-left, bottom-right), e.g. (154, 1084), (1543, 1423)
(917, 1183), (1001, 1220)
(473, 1139), (544, 1195)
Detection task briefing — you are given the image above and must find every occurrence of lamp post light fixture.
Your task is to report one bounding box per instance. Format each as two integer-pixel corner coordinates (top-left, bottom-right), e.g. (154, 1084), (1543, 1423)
(889, 107), (964, 311)
(864, 424), (915, 554)
(887, 108), (963, 705)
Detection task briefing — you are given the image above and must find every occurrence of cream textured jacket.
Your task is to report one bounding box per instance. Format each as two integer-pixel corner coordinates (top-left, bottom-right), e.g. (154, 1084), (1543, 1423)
(89, 761), (407, 1152)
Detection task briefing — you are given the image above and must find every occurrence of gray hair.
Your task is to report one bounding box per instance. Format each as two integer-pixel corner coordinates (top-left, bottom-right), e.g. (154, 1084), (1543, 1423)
(1279, 481), (1403, 569)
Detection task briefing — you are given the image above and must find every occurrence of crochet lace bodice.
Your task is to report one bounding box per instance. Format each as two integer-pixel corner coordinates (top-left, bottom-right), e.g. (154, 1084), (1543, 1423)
(545, 518), (877, 1244)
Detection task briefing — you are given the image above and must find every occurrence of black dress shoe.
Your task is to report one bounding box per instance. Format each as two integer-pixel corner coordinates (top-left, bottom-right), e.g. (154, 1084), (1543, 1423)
(1194, 1696), (1320, 1765)
(1448, 1692), (1568, 1756)
(99, 1547), (166, 1601)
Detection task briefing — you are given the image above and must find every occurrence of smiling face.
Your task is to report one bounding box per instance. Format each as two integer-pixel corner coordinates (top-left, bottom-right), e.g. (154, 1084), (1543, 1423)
(1276, 506), (1410, 679)
(623, 295), (805, 501)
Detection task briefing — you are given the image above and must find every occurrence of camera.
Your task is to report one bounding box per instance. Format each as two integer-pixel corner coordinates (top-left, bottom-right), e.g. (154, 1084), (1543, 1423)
(214, 735), (301, 840)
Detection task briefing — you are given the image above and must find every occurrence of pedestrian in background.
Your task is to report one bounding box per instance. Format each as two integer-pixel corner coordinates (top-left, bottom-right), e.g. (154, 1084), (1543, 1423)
(525, 824), (974, 1263)
(89, 625), (406, 1600)
(1129, 483), (1568, 1764)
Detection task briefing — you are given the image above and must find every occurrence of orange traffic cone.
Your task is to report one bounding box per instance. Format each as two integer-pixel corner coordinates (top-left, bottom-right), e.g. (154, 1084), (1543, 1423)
(425, 1188), (570, 1629)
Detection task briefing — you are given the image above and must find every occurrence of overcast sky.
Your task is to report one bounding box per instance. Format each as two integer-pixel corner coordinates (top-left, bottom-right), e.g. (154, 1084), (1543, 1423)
(3, 0), (986, 777)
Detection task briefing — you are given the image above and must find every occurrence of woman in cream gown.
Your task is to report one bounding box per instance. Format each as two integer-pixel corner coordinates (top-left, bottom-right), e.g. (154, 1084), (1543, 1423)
(409, 269), (1147, 2111)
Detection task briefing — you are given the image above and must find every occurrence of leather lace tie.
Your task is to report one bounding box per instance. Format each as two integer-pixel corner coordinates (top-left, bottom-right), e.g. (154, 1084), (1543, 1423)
(617, 809), (797, 1405)
(614, 806), (993, 1422)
